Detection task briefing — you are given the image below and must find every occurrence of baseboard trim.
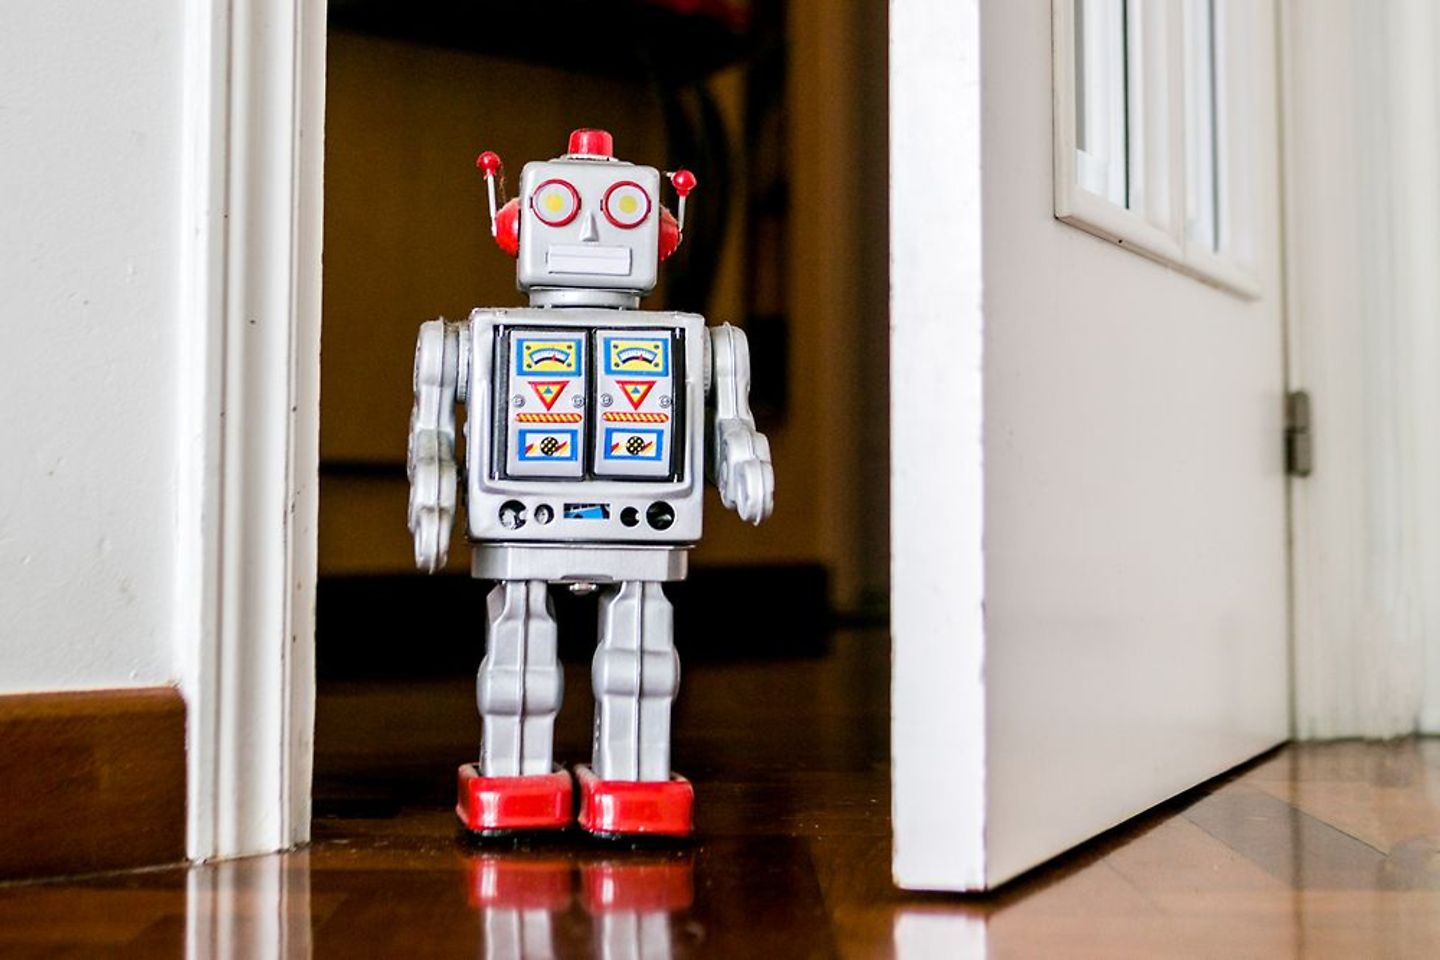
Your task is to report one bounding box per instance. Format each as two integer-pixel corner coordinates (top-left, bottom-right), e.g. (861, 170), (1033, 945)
(0, 687), (186, 881)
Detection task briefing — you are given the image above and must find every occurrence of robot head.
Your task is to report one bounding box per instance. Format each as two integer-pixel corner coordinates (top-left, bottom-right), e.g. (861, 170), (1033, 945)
(478, 130), (693, 305)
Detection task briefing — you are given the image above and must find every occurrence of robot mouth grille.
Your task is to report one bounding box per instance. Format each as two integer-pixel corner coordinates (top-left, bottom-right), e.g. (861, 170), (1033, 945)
(545, 244), (633, 276)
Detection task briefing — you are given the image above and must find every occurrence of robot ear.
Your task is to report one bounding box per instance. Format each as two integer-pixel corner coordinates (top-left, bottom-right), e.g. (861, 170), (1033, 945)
(658, 206), (681, 262)
(495, 198), (520, 257)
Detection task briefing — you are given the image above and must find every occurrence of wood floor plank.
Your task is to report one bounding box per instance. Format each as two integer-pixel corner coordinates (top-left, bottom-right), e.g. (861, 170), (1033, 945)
(1183, 782), (1440, 891)
(1103, 813), (1291, 896)
(1246, 741), (1440, 858)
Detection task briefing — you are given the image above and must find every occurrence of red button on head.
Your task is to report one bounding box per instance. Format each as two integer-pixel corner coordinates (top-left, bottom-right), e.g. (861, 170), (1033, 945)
(568, 129), (614, 158)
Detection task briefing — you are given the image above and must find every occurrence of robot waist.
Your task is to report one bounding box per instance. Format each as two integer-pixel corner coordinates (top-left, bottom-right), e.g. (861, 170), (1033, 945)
(470, 543), (690, 583)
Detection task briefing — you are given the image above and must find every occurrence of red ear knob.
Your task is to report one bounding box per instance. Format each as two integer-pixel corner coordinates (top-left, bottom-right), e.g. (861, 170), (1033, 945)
(476, 151), (503, 176)
(670, 169), (697, 197)
(494, 198), (520, 257)
(659, 207), (681, 262)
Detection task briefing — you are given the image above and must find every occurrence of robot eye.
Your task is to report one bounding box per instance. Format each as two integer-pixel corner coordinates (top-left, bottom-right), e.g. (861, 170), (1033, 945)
(531, 179), (580, 227)
(601, 181), (652, 229)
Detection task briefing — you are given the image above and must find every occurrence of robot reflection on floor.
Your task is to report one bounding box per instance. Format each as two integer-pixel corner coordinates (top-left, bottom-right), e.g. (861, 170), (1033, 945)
(408, 129), (774, 838)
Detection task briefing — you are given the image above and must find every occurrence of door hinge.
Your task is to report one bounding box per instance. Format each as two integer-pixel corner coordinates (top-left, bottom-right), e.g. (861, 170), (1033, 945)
(1285, 390), (1313, 478)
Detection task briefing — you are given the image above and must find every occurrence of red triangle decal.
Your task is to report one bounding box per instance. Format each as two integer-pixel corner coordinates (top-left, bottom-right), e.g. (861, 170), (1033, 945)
(529, 381), (568, 411)
(616, 380), (656, 410)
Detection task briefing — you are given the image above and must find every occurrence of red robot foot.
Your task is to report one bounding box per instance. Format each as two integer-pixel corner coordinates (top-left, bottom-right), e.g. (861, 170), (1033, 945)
(456, 763), (574, 836)
(574, 764), (694, 839)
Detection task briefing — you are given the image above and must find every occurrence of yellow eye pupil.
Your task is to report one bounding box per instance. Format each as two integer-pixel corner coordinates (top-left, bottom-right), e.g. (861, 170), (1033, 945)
(544, 192), (565, 213)
(618, 195), (638, 215)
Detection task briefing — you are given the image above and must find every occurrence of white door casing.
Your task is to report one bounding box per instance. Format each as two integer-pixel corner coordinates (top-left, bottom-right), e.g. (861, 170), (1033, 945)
(892, 0), (1289, 891)
(177, 0), (326, 860)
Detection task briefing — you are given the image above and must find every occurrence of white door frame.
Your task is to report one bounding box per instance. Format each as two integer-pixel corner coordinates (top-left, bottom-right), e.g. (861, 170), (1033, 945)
(177, 0), (326, 860)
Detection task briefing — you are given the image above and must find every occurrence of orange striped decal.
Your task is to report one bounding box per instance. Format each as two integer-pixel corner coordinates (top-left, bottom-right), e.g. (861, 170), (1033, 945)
(602, 412), (669, 423)
(515, 413), (583, 423)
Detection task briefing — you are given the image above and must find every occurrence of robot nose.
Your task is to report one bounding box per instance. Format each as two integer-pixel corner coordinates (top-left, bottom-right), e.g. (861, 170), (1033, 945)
(578, 211), (600, 243)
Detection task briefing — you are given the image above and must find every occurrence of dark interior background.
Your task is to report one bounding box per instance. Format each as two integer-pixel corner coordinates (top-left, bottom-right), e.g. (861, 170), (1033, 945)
(315, 0), (889, 687)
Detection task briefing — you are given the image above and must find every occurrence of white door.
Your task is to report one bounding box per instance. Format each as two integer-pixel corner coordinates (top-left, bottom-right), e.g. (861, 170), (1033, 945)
(890, 0), (1289, 890)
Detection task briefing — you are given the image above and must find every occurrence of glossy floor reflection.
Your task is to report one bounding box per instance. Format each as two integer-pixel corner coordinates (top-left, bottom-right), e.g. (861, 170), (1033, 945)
(3, 634), (1440, 957)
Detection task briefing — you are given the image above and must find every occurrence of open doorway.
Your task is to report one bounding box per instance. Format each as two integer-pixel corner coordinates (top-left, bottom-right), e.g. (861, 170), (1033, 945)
(313, 0), (890, 821)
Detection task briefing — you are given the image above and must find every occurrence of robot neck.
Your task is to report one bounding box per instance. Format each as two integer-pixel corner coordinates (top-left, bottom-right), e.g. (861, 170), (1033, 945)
(527, 288), (643, 310)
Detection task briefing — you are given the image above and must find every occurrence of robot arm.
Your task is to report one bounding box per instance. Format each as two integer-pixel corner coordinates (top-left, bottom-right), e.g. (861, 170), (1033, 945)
(706, 324), (775, 525)
(408, 318), (469, 571)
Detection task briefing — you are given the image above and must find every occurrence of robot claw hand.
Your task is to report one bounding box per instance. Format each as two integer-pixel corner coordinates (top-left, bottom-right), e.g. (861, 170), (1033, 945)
(707, 323), (774, 526)
(407, 425), (456, 572)
(407, 319), (464, 572)
(714, 419), (774, 525)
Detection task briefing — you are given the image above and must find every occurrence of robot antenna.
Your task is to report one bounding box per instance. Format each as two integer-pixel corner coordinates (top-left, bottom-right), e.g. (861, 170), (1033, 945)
(668, 169), (697, 233)
(476, 150), (504, 236)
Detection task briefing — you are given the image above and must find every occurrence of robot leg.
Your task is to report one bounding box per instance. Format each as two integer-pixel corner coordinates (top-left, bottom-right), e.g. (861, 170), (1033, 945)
(591, 581), (677, 781)
(577, 581), (694, 838)
(457, 580), (572, 834)
(478, 580), (563, 777)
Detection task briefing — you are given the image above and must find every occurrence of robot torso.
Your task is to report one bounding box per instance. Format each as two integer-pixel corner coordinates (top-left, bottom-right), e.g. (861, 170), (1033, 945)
(465, 307), (707, 552)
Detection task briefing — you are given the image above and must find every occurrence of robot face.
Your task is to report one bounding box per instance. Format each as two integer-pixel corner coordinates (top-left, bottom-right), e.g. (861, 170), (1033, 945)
(516, 158), (662, 295)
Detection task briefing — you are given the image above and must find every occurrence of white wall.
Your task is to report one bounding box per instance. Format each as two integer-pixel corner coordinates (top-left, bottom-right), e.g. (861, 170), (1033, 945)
(0, 3), (185, 692)
(1284, 0), (1440, 737)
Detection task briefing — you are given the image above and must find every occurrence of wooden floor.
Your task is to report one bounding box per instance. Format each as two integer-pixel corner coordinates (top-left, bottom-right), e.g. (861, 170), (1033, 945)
(4, 631), (1440, 957)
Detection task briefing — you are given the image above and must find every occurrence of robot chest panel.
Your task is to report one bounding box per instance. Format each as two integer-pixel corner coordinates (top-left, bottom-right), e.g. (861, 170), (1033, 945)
(498, 326), (685, 482)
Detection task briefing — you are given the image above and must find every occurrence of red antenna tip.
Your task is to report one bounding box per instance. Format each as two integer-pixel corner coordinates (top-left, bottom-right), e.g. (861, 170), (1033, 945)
(670, 169), (697, 197)
(476, 151), (503, 175)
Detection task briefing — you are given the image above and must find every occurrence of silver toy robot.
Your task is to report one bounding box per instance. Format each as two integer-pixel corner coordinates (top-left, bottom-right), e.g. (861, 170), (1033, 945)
(407, 129), (774, 838)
